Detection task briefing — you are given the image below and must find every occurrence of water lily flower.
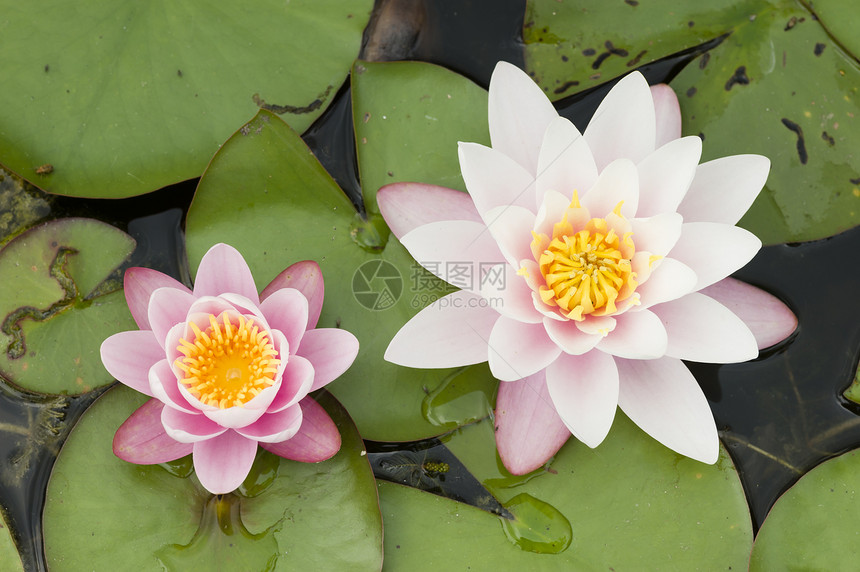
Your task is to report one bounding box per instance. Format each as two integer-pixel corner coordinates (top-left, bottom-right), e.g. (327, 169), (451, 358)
(378, 62), (797, 475)
(101, 243), (359, 494)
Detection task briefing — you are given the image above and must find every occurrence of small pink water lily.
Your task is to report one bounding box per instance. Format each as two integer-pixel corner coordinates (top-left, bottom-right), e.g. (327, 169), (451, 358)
(378, 62), (797, 474)
(100, 243), (359, 494)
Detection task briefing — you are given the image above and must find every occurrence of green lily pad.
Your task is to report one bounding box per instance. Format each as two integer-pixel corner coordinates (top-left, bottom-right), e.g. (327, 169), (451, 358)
(43, 386), (383, 570)
(671, 2), (860, 244)
(0, 218), (136, 394)
(0, 511), (23, 572)
(185, 109), (496, 441)
(524, 0), (860, 244)
(351, 60), (490, 213)
(380, 415), (753, 568)
(750, 449), (860, 569)
(0, 1), (372, 198)
(843, 360), (860, 405)
(523, 0), (761, 99)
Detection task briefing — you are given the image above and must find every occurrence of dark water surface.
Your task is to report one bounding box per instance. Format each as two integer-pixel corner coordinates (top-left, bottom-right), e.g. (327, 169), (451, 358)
(1, 1), (858, 570)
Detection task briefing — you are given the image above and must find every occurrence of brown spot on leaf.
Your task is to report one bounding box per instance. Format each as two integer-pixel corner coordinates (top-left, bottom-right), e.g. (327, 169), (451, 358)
(814, 43), (826, 56)
(725, 66), (750, 91)
(686, 87), (697, 97)
(553, 80), (580, 95)
(781, 118), (808, 164)
(821, 131), (835, 146)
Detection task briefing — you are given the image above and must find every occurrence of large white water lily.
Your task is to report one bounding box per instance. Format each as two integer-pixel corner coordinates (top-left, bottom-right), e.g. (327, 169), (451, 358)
(378, 62), (797, 475)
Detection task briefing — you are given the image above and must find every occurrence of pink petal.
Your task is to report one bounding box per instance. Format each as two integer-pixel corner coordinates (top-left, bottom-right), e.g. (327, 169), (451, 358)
(546, 351), (619, 448)
(488, 317), (562, 381)
(217, 293), (269, 326)
(580, 158), (639, 219)
(193, 430), (258, 494)
(147, 287), (197, 349)
(148, 359), (195, 413)
(596, 309), (667, 359)
(261, 260), (325, 330)
(488, 61), (559, 174)
(384, 291), (498, 368)
(544, 319), (602, 355)
(536, 117), (599, 204)
(670, 222), (761, 290)
(650, 84), (682, 148)
(378, 183), (482, 240)
(124, 267), (191, 330)
(484, 205), (537, 267)
(296, 328), (359, 391)
(268, 355), (315, 412)
(193, 243), (260, 305)
(100, 331), (162, 396)
(162, 407), (228, 443)
(616, 356), (719, 464)
(481, 264), (543, 324)
(652, 292), (759, 363)
(495, 371), (571, 475)
(236, 403), (304, 443)
(636, 136), (702, 218)
(259, 288), (309, 352)
(458, 142), (537, 218)
(584, 71), (656, 171)
(113, 398), (193, 464)
(636, 257), (698, 309)
(677, 154), (770, 225)
(400, 220), (505, 293)
(701, 277), (797, 350)
(630, 212), (683, 257)
(261, 396), (341, 463)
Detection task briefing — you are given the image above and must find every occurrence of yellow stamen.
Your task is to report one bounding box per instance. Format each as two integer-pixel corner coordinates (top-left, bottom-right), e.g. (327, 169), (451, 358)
(174, 314), (280, 409)
(533, 198), (638, 320)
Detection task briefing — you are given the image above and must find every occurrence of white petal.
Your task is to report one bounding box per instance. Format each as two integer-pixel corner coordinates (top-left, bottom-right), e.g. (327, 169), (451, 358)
(546, 351), (619, 448)
(670, 222), (762, 290)
(677, 155), (771, 225)
(630, 212), (683, 257)
(488, 61), (559, 174)
(651, 292), (759, 363)
(488, 317), (562, 381)
(580, 158), (639, 219)
(544, 318), (601, 355)
(584, 71), (656, 171)
(484, 205), (537, 267)
(534, 189), (583, 237)
(481, 265), (543, 324)
(636, 257), (698, 309)
(651, 84), (681, 147)
(536, 117), (598, 204)
(401, 220), (504, 293)
(576, 315), (616, 336)
(616, 357), (719, 464)
(458, 142), (537, 218)
(384, 291), (498, 368)
(596, 309), (667, 359)
(701, 278), (797, 350)
(636, 136), (702, 218)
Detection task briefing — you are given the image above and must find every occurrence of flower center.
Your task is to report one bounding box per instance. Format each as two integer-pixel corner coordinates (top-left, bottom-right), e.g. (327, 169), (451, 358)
(175, 314), (280, 409)
(532, 195), (637, 321)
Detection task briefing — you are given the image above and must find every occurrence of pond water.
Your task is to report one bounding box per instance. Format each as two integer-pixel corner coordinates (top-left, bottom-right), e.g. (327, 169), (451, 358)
(1, 1), (858, 569)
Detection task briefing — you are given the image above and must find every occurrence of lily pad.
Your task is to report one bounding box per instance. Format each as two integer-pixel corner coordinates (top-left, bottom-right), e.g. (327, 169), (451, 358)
(185, 109), (496, 441)
(0, 218), (136, 394)
(43, 386), (383, 570)
(750, 449), (860, 569)
(351, 60), (490, 212)
(524, 0), (860, 244)
(380, 414), (753, 568)
(0, 0), (372, 198)
(0, 511), (23, 572)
